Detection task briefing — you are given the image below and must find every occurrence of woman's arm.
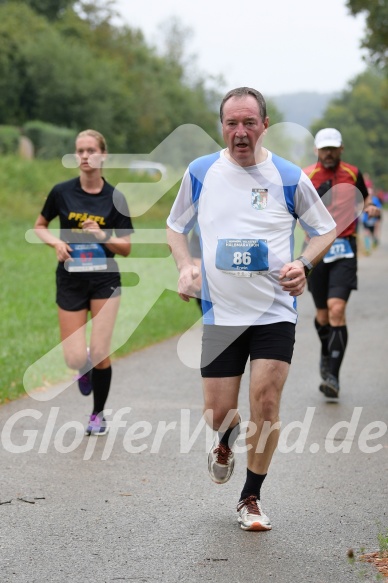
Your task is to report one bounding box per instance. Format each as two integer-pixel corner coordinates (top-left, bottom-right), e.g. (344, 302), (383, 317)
(34, 214), (73, 262)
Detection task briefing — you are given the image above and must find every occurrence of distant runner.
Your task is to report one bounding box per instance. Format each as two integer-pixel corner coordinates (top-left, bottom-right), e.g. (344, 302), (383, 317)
(303, 128), (380, 398)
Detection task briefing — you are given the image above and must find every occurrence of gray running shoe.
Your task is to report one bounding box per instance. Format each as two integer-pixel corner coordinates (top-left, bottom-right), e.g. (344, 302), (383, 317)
(208, 417), (241, 484)
(319, 354), (330, 381)
(319, 373), (340, 398)
(208, 439), (235, 484)
(237, 496), (272, 531)
(208, 427), (242, 484)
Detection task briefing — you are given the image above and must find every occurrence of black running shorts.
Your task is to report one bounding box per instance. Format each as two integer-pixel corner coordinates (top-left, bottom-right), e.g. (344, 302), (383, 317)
(56, 267), (121, 311)
(201, 322), (296, 378)
(307, 237), (357, 309)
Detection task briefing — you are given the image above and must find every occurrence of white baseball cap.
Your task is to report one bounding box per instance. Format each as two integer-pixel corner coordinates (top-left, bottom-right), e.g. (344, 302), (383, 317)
(314, 128), (342, 149)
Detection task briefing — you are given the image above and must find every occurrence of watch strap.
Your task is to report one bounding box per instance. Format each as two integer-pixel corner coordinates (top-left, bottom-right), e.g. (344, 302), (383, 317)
(296, 255), (313, 276)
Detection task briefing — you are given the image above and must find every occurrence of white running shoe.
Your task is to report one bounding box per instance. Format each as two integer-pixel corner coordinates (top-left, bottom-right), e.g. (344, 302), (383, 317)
(237, 496), (272, 531)
(207, 418), (241, 484)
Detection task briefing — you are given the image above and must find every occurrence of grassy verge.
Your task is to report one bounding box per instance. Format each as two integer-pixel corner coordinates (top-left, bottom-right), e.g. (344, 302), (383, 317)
(0, 157), (199, 403)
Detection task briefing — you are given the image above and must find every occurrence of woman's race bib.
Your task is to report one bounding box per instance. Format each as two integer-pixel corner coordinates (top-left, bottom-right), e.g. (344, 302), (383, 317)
(216, 239), (268, 277)
(67, 243), (107, 272)
(323, 238), (354, 263)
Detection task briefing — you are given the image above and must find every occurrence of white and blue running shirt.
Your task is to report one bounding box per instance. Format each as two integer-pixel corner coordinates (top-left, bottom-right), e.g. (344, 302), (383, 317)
(167, 149), (336, 326)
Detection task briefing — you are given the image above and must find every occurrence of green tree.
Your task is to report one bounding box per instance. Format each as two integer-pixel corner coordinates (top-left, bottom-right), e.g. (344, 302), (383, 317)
(0, 3), (133, 150)
(310, 69), (388, 189)
(0, 0), (116, 22)
(0, 0), (75, 20)
(0, 2), (280, 157)
(346, 0), (388, 68)
(0, 3), (48, 124)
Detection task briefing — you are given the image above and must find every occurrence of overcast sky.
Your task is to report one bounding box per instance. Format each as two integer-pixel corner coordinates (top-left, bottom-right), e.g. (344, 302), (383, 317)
(113, 0), (368, 96)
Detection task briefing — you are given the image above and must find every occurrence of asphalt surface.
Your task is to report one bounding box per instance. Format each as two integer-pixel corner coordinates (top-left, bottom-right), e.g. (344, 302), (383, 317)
(1, 217), (387, 583)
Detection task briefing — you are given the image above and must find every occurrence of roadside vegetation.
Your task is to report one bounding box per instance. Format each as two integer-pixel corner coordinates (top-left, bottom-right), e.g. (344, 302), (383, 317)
(0, 156), (200, 403)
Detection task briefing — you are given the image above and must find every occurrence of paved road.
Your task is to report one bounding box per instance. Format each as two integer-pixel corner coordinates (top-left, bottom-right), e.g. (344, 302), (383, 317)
(1, 218), (387, 583)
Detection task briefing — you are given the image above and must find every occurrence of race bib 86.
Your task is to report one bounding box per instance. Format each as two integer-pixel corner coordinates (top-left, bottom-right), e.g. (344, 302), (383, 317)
(216, 239), (268, 277)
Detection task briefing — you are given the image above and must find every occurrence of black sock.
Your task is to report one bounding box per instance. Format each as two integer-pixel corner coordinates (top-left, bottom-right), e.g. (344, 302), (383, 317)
(240, 469), (267, 501)
(92, 366), (112, 415)
(328, 325), (348, 378)
(314, 318), (331, 356)
(219, 420), (240, 448)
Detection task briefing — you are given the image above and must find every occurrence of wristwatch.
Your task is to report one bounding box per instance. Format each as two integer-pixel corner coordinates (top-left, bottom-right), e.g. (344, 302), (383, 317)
(296, 255), (314, 277)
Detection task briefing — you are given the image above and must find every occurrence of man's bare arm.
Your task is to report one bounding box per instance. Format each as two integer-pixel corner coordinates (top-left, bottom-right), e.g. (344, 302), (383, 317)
(167, 226), (201, 302)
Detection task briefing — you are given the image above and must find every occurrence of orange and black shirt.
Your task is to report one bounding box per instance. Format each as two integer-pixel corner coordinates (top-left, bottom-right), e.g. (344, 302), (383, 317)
(303, 161), (368, 238)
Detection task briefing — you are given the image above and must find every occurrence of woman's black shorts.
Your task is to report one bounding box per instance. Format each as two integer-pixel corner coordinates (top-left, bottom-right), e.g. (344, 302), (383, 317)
(201, 322), (296, 378)
(56, 267), (121, 311)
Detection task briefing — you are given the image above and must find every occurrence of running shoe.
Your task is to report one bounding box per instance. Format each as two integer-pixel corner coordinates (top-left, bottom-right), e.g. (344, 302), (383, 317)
(319, 373), (340, 399)
(319, 354), (330, 381)
(85, 414), (108, 436)
(237, 496), (272, 531)
(74, 351), (93, 396)
(208, 419), (240, 484)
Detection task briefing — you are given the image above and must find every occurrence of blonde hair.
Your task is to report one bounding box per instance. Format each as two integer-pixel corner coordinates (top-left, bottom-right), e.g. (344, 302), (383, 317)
(76, 129), (107, 152)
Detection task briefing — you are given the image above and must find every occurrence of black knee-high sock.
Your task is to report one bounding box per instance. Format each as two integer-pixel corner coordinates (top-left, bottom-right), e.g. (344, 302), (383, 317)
(314, 318), (331, 356)
(328, 325), (348, 378)
(92, 366), (112, 415)
(240, 469), (267, 501)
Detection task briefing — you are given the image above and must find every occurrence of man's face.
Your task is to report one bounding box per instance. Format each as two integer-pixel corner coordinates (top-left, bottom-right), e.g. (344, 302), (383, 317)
(316, 146), (343, 169)
(221, 95), (269, 167)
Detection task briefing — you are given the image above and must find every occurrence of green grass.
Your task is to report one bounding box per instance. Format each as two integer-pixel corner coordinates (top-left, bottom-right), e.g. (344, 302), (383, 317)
(348, 528), (388, 581)
(0, 157), (199, 403)
(377, 528), (388, 555)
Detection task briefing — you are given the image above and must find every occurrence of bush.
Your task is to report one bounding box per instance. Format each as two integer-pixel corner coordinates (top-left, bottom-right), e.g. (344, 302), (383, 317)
(0, 125), (21, 154)
(23, 120), (77, 159)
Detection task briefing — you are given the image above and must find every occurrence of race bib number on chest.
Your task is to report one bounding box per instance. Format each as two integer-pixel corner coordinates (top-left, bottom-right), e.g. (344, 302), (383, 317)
(216, 239), (269, 277)
(323, 238), (354, 263)
(67, 243), (107, 272)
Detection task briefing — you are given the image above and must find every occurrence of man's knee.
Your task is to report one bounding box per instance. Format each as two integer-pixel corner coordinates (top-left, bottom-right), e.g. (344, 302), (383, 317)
(255, 398), (279, 423)
(328, 298), (347, 324)
(251, 386), (282, 422)
(203, 406), (238, 431)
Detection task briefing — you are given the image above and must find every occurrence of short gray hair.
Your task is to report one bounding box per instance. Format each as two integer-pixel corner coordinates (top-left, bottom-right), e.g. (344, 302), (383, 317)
(220, 87), (267, 122)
